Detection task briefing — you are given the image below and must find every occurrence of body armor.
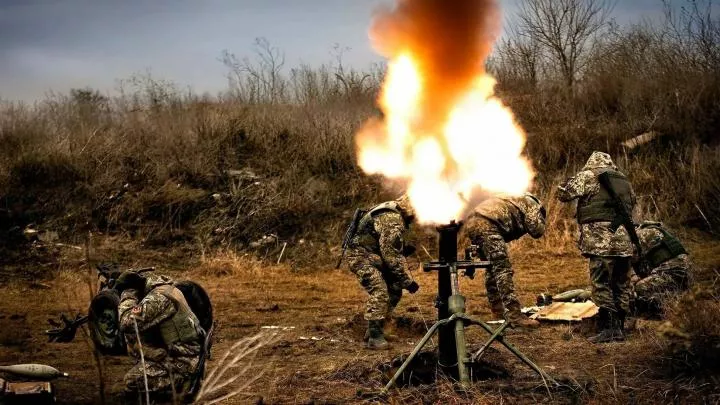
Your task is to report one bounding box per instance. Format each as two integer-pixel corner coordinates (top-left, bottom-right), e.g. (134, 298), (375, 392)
(639, 223), (688, 267)
(577, 169), (634, 224)
(154, 285), (204, 347)
(351, 201), (403, 252)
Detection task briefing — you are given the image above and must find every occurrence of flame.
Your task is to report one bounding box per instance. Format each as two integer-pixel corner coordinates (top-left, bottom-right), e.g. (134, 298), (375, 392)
(356, 0), (535, 225)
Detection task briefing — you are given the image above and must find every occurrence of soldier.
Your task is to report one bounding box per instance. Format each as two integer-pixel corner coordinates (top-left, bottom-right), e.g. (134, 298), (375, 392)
(557, 151), (638, 343)
(115, 270), (206, 402)
(632, 220), (693, 315)
(463, 192), (547, 329)
(345, 194), (420, 350)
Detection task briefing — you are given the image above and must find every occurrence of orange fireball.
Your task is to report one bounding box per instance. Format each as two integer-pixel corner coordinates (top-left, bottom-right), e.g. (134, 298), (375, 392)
(356, 0), (534, 225)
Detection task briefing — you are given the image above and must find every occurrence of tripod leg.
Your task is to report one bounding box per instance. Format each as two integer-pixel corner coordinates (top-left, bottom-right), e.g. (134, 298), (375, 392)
(382, 317), (453, 394)
(464, 316), (557, 386)
(470, 320), (510, 362)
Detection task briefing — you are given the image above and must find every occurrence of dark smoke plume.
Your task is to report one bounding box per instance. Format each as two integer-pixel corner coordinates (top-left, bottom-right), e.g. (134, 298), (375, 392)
(369, 0), (501, 132)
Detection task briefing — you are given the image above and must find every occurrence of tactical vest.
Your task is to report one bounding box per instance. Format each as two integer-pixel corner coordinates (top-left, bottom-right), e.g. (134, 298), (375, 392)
(154, 285), (204, 347)
(640, 224), (688, 267)
(352, 201), (402, 251)
(576, 169), (634, 224)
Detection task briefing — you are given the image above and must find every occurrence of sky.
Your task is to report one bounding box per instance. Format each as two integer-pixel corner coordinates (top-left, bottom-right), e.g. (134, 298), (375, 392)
(0, 0), (670, 102)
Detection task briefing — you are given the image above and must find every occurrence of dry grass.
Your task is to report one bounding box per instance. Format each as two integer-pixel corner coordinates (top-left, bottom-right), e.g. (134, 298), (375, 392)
(1, 2), (720, 404)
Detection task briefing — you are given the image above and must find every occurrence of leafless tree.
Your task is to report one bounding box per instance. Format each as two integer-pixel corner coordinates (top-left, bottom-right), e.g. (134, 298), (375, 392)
(516, 0), (616, 89)
(494, 24), (544, 90)
(221, 37), (286, 103)
(663, 0), (720, 70)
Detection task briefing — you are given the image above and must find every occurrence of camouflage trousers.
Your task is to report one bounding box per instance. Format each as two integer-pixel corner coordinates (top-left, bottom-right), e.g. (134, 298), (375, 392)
(346, 248), (403, 321)
(634, 270), (689, 311)
(588, 256), (631, 314)
(473, 233), (521, 313)
(124, 354), (199, 399)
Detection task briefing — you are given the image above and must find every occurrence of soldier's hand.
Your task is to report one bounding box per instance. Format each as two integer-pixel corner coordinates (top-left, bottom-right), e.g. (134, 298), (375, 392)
(114, 271), (146, 294)
(406, 281), (419, 294)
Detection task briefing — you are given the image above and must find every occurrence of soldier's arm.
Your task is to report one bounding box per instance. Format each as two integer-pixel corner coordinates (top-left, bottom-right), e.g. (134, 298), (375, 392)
(557, 171), (594, 202)
(119, 290), (176, 333)
(374, 212), (413, 288)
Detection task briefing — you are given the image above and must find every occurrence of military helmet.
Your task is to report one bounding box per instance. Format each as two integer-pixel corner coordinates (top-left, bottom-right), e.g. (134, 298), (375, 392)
(394, 193), (416, 224)
(520, 192), (546, 239)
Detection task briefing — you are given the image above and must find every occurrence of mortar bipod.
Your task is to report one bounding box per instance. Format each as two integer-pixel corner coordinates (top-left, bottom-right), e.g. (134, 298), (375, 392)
(381, 221), (558, 394)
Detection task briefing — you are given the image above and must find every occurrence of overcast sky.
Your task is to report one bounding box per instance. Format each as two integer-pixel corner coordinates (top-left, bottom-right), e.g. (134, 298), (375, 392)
(0, 0), (669, 102)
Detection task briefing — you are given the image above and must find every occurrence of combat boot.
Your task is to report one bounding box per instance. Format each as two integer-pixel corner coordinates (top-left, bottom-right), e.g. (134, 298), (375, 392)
(366, 320), (389, 350)
(490, 301), (505, 319)
(588, 309), (623, 343)
(506, 303), (540, 329)
(364, 319), (386, 342)
(614, 310), (627, 341)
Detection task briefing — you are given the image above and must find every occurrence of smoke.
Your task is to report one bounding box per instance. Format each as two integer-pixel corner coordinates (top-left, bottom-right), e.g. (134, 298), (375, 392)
(369, 0), (501, 135)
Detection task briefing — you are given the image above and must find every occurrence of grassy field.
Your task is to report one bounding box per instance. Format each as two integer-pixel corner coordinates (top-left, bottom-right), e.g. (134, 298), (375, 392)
(0, 231), (718, 404)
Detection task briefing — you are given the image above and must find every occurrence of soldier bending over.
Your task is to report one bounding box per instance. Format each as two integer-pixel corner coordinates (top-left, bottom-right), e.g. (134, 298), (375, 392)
(463, 193), (547, 329)
(345, 194), (420, 349)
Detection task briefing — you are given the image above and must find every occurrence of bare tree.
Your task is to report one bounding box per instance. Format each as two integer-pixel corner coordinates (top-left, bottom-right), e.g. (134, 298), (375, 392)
(516, 0), (616, 89)
(494, 24), (544, 90)
(663, 0), (720, 70)
(221, 37), (286, 103)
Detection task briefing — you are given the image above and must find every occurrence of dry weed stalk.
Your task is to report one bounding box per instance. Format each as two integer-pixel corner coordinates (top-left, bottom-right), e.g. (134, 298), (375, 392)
(132, 317), (151, 405)
(193, 330), (281, 405)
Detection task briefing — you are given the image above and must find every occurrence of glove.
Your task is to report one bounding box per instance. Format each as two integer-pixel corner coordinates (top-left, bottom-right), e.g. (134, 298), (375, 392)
(406, 281), (419, 294)
(114, 271), (146, 294)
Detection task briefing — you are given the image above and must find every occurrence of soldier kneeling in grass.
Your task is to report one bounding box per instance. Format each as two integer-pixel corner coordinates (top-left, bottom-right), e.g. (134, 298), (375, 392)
(115, 271), (207, 403)
(631, 220), (694, 317)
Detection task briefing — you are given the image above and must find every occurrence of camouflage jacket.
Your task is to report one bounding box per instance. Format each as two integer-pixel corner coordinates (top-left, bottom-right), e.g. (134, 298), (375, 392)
(464, 195), (545, 242)
(557, 151), (637, 257)
(349, 210), (412, 287)
(118, 275), (202, 363)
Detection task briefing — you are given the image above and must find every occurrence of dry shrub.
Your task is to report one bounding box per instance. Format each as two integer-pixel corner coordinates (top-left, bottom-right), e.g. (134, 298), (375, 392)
(2, 4), (720, 266)
(659, 281), (720, 372)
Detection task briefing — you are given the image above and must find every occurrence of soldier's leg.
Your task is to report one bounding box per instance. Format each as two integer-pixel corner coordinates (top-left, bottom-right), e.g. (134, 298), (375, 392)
(481, 234), (537, 328)
(123, 361), (173, 396)
(347, 253), (390, 321)
(484, 269), (505, 318)
(588, 256), (624, 342)
(634, 272), (676, 315)
(382, 271), (404, 318)
(588, 256), (614, 311)
(610, 257), (631, 315)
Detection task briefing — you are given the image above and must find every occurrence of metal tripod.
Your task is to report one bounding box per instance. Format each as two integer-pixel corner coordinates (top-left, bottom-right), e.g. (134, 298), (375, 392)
(382, 221), (558, 393)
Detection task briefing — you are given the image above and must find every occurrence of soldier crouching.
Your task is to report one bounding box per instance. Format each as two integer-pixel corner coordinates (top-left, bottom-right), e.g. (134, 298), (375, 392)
(463, 193), (547, 329)
(632, 220), (694, 316)
(346, 194), (420, 350)
(115, 271), (206, 403)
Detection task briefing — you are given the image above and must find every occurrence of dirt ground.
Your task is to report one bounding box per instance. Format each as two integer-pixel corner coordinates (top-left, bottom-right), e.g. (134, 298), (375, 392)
(1, 232), (719, 405)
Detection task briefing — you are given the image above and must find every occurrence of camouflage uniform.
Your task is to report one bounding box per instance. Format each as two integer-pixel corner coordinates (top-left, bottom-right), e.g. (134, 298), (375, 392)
(633, 221), (693, 313)
(118, 275), (204, 399)
(346, 204), (414, 322)
(463, 193), (546, 324)
(558, 151), (637, 341)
